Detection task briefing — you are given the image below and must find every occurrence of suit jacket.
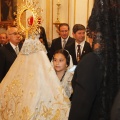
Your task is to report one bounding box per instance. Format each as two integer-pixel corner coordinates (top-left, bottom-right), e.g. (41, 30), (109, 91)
(0, 44), (3, 47)
(50, 36), (75, 60)
(68, 52), (103, 120)
(39, 26), (50, 59)
(66, 41), (92, 65)
(39, 26), (49, 52)
(0, 43), (22, 82)
(111, 90), (120, 120)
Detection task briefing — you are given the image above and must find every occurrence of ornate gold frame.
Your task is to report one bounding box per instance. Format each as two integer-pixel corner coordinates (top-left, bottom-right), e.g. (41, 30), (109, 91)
(0, 0), (16, 29)
(16, 0), (42, 38)
(0, 21), (14, 29)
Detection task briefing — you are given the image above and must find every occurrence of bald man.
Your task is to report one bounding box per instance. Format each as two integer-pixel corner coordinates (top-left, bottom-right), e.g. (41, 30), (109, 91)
(0, 26), (22, 82)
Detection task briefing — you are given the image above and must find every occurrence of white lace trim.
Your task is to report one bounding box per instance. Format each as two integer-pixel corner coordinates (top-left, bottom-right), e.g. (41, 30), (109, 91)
(21, 38), (46, 55)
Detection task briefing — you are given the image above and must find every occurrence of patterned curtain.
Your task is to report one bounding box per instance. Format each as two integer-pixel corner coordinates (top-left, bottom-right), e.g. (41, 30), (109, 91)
(87, 0), (120, 119)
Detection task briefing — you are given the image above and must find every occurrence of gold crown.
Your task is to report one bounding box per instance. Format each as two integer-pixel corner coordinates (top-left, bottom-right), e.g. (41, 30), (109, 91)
(15, 0), (43, 39)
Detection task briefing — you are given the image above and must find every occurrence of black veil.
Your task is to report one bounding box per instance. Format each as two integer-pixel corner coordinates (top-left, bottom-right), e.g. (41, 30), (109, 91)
(87, 0), (120, 119)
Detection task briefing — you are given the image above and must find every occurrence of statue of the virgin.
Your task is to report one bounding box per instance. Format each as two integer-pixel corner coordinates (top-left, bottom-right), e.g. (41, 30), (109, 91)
(0, 1), (70, 119)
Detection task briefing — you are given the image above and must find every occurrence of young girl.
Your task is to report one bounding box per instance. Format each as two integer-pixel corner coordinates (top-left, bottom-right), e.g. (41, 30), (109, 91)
(53, 49), (73, 98)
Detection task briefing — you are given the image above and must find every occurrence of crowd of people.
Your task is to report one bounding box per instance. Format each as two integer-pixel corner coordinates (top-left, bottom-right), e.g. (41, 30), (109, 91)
(0, 23), (92, 83)
(0, 23), (98, 119)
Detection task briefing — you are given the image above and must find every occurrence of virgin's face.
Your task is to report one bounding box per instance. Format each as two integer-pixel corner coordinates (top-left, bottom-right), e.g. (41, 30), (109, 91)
(53, 53), (67, 72)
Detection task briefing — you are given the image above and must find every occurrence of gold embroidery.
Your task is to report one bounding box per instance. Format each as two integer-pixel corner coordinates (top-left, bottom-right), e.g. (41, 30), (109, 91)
(0, 80), (70, 120)
(51, 109), (60, 120)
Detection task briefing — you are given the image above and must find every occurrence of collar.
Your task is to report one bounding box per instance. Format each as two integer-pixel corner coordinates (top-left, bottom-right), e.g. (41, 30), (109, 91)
(61, 36), (69, 42)
(10, 42), (18, 50)
(75, 40), (85, 48)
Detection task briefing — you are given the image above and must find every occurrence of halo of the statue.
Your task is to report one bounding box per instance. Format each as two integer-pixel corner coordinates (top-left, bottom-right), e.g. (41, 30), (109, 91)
(16, 0), (42, 39)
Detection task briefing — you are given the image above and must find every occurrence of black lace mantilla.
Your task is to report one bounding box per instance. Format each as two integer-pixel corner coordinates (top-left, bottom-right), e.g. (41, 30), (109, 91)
(87, 0), (120, 120)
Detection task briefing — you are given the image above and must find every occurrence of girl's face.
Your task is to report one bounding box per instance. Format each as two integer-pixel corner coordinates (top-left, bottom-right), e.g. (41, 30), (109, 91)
(53, 53), (67, 72)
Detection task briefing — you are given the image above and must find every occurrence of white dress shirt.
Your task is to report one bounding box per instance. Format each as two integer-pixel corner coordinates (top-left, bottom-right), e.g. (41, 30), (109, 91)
(75, 40), (85, 58)
(10, 42), (19, 54)
(61, 36), (69, 48)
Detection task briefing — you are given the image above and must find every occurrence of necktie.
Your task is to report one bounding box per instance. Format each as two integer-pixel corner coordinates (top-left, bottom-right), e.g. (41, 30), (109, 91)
(15, 46), (19, 55)
(77, 45), (81, 62)
(63, 39), (66, 49)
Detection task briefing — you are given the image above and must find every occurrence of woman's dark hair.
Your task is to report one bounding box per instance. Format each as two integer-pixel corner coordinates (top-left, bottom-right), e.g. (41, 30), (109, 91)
(53, 49), (70, 66)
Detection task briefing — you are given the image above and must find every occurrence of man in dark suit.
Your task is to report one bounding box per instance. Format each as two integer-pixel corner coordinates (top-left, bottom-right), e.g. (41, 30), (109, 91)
(0, 32), (8, 47)
(39, 26), (50, 59)
(50, 23), (75, 60)
(0, 26), (22, 82)
(68, 32), (104, 120)
(111, 90), (120, 120)
(0, 34), (2, 47)
(66, 24), (92, 65)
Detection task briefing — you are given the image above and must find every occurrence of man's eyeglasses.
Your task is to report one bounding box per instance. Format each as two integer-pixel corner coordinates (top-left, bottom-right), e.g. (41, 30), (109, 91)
(9, 32), (20, 35)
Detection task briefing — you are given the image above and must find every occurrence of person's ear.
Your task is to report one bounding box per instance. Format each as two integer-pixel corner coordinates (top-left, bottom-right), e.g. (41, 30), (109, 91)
(66, 64), (68, 67)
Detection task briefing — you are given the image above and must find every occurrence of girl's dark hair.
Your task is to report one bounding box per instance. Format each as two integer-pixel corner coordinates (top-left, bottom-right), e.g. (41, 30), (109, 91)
(53, 49), (70, 66)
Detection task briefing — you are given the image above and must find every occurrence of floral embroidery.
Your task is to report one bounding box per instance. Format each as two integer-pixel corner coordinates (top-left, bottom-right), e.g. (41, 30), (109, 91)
(21, 39), (46, 55)
(0, 80), (70, 120)
(0, 39), (70, 120)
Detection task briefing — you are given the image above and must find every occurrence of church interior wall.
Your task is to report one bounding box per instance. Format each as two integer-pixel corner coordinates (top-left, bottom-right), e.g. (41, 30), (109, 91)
(0, 0), (94, 45)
